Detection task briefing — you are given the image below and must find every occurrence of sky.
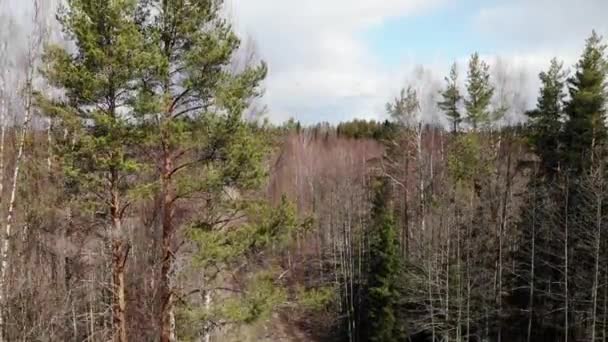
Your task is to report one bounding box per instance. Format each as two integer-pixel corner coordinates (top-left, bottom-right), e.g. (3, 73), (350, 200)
(2, 0), (607, 125)
(229, 0), (608, 124)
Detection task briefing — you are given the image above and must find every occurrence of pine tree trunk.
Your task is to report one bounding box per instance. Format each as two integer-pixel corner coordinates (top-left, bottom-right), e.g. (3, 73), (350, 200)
(527, 182), (536, 342)
(564, 180), (569, 342)
(160, 150), (176, 342)
(159, 2), (178, 338)
(591, 187), (602, 342)
(111, 205), (128, 342)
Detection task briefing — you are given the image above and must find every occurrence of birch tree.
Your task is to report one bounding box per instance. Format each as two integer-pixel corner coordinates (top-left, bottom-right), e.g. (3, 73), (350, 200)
(0, 1), (44, 340)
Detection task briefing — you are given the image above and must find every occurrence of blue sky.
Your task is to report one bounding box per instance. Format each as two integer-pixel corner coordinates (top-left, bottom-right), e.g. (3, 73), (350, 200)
(363, 0), (492, 67)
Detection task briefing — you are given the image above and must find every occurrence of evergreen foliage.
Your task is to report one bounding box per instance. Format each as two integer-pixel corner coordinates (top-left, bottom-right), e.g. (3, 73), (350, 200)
(336, 119), (398, 141)
(526, 58), (568, 178)
(363, 178), (403, 342)
(465, 52), (494, 130)
(38, 0), (144, 205)
(562, 31), (608, 174)
(438, 62), (463, 133)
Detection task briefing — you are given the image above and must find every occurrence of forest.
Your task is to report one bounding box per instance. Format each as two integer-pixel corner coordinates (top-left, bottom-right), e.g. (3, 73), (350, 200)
(0, 0), (607, 342)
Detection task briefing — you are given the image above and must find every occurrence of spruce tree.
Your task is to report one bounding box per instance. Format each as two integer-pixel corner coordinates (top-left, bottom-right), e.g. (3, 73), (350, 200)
(38, 1), (145, 340)
(562, 31), (608, 174)
(465, 52), (494, 130)
(438, 62), (463, 133)
(365, 178), (402, 342)
(526, 58), (568, 177)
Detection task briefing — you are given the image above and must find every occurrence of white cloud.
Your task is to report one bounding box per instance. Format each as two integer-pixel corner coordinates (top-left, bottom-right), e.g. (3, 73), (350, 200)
(469, 0), (608, 122)
(475, 0), (608, 52)
(472, 0), (606, 84)
(229, 0), (445, 123)
(229, 0), (608, 124)
(5, 0), (604, 125)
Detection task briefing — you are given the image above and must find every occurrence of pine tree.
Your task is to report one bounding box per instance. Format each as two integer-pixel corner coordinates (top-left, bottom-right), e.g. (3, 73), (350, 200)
(562, 31), (608, 174)
(132, 1), (268, 340)
(181, 195), (304, 340)
(438, 62), (463, 133)
(526, 58), (568, 177)
(38, 1), (146, 340)
(364, 178), (402, 342)
(465, 53), (494, 130)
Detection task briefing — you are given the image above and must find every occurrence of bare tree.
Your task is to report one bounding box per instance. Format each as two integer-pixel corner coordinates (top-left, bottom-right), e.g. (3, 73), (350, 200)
(0, 1), (44, 339)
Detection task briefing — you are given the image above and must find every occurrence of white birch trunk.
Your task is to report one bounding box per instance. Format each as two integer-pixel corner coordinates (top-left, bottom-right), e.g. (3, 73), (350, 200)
(0, 2), (42, 339)
(0, 69), (33, 342)
(418, 122), (425, 233)
(202, 290), (212, 342)
(0, 42), (7, 206)
(0, 80), (5, 205)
